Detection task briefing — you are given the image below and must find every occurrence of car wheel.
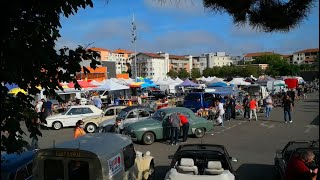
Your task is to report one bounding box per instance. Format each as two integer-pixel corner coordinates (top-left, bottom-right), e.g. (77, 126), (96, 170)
(52, 121), (62, 130)
(85, 123), (97, 133)
(142, 132), (155, 145)
(194, 128), (205, 138)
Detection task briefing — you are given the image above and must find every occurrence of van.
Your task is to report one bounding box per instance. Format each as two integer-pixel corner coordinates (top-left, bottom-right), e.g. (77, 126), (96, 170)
(1, 150), (36, 180)
(183, 92), (216, 112)
(32, 133), (155, 180)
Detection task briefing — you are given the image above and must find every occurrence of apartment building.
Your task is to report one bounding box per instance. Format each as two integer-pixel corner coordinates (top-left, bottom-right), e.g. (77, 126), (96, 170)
(192, 56), (207, 74)
(292, 48), (319, 65)
(169, 55), (193, 73)
(108, 49), (134, 74)
(283, 54), (294, 64)
(130, 52), (170, 79)
(205, 52), (233, 67)
(88, 47), (111, 61)
(242, 52), (280, 64)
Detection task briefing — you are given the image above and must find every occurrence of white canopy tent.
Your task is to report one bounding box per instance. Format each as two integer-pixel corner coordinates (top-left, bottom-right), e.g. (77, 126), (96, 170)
(94, 79), (130, 91)
(206, 77), (225, 84)
(90, 80), (103, 86)
(228, 78), (251, 86)
(175, 77), (184, 84)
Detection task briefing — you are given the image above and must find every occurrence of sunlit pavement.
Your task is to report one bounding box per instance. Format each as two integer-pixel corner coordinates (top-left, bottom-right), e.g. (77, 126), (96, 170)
(22, 92), (319, 180)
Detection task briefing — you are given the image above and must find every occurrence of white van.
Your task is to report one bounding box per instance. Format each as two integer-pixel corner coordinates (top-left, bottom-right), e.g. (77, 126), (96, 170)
(32, 133), (155, 180)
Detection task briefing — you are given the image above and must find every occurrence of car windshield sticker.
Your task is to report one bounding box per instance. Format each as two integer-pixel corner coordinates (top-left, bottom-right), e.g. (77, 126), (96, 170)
(108, 153), (123, 178)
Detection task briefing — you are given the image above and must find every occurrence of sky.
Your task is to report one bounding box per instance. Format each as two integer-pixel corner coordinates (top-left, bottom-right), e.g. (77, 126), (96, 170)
(56, 0), (319, 56)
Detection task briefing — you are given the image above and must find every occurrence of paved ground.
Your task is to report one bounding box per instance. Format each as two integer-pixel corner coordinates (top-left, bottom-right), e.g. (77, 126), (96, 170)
(22, 92), (319, 180)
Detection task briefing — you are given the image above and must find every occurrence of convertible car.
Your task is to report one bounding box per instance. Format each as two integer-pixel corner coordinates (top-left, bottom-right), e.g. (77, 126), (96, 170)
(274, 140), (319, 179)
(164, 144), (237, 180)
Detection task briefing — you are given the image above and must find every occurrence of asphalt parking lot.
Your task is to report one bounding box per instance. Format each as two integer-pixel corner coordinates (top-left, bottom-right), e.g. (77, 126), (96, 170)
(22, 92), (319, 180)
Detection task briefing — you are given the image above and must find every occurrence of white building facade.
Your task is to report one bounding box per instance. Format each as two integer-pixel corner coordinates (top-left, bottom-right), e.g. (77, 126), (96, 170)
(205, 52), (233, 67)
(131, 52), (169, 79)
(292, 48), (319, 65)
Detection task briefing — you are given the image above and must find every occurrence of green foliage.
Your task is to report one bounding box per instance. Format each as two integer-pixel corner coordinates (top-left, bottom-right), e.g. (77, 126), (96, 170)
(1, 0), (99, 153)
(167, 69), (178, 78)
(178, 68), (190, 79)
(191, 68), (201, 79)
(203, 0), (315, 32)
(202, 65), (262, 78)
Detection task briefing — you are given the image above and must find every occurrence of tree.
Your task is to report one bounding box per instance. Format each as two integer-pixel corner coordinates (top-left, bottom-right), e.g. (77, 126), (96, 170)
(167, 69), (178, 78)
(191, 68), (201, 79)
(177, 69), (190, 79)
(202, 0), (315, 32)
(1, 0), (100, 153)
(202, 67), (212, 77)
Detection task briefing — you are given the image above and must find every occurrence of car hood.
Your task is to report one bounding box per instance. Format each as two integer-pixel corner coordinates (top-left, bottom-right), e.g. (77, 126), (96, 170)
(99, 118), (116, 127)
(125, 118), (161, 129)
(46, 114), (64, 120)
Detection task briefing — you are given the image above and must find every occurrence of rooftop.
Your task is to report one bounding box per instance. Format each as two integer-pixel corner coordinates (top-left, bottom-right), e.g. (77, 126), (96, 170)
(294, 48), (319, 54)
(89, 47), (110, 52)
(112, 48), (134, 54)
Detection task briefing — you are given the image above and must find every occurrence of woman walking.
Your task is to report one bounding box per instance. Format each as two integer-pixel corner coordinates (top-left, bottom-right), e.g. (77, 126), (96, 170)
(74, 120), (86, 139)
(249, 97), (258, 121)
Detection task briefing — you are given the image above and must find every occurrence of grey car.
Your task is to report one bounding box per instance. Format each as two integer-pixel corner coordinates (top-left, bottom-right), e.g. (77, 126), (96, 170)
(98, 106), (155, 131)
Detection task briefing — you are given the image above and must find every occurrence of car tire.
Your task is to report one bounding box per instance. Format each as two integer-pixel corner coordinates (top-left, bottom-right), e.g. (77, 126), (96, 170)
(85, 123), (97, 133)
(194, 128), (205, 138)
(52, 121), (62, 130)
(142, 132), (155, 145)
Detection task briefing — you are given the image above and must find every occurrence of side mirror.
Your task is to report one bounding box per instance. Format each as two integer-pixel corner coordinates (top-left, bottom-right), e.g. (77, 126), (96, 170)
(168, 155), (174, 159)
(230, 157), (238, 162)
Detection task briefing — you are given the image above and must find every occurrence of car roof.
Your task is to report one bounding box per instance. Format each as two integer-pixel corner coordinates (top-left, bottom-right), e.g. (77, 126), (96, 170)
(49, 133), (132, 157)
(105, 105), (127, 109)
(158, 107), (193, 114)
(122, 106), (153, 111)
(69, 105), (99, 108)
(176, 144), (227, 153)
(1, 150), (36, 172)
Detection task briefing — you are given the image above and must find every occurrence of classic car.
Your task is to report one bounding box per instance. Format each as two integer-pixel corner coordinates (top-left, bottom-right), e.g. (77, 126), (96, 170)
(32, 133), (155, 180)
(274, 140), (319, 179)
(44, 105), (103, 130)
(123, 107), (214, 145)
(82, 105), (127, 133)
(164, 144), (237, 180)
(98, 106), (155, 131)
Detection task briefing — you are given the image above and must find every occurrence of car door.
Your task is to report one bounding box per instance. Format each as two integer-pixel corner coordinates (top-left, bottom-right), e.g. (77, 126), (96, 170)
(64, 108), (83, 127)
(123, 110), (138, 127)
(138, 110), (151, 121)
(104, 108), (116, 120)
(162, 114), (172, 139)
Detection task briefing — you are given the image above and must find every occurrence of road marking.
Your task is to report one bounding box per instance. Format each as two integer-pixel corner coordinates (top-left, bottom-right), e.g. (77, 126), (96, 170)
(260, 122), (275, 128)
(304, 125), (318, 133)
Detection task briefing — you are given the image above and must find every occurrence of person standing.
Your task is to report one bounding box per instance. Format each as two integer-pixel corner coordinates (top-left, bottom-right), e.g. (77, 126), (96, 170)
(229, 95), (236, 119)
(242, 95), (250, 119)
(74, 120), (86, 139)
(215, 100), (225, 126)
(93, 96), (103, 109)
(283, 94), (293, 123)
(265, 95), (273, 118)
(109, 119), (122, 134)
(178, 113), (189, 143)
(35, 99), (43, 121)
(249, 97), (258, 121)
(169, 112), (181, 145)
(225, 96), (231, 121)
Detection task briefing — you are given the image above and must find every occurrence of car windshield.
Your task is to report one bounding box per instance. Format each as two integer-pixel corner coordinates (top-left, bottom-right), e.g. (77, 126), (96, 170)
(118, 110), (128, 119)
(152, 110), (166, 120)
(61, 107), (70, 115)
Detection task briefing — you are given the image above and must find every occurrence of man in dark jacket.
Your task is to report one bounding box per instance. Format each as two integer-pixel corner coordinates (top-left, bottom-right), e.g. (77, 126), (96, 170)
(242, 95), (250, 119)
(109, 119), (121, 134)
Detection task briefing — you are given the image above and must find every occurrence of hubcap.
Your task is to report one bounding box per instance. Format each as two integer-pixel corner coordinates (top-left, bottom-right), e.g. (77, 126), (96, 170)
(54, 123), (61, 129)
(87, 125), (95, 132)
(196, 129), (203, 136)
(145, 134), (154, 143)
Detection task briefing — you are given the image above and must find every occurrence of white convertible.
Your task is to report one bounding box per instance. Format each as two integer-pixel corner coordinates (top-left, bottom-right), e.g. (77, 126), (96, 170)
(164, 144), (237, 180)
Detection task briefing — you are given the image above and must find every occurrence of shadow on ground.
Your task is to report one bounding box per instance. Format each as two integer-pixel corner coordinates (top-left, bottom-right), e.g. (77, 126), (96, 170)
(311, 115), (319, 126)
(236, 163), (275, 180)
(155, 166), (170, 179)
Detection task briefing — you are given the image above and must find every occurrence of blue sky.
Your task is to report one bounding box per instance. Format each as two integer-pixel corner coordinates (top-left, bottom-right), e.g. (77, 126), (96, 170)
(57, 0), (319, 56)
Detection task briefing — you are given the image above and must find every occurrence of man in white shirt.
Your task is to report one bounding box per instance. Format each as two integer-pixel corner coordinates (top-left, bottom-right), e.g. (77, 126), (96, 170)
(215, 100), (225, 126)
(265, 95), (273, 118)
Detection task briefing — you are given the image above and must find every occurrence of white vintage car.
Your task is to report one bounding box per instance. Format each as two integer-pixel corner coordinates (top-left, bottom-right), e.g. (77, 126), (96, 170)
(44, 105), (103, 130)
(164, 144), (237, 180)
